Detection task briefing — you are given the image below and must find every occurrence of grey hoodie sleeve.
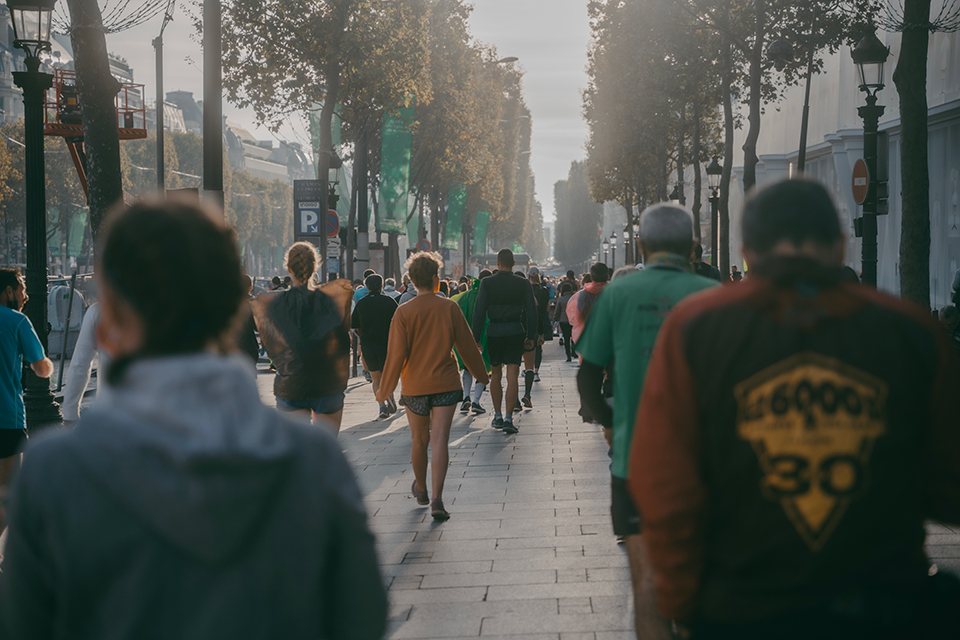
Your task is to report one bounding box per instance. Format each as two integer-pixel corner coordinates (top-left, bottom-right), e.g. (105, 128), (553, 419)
(322, 447), (388, 640)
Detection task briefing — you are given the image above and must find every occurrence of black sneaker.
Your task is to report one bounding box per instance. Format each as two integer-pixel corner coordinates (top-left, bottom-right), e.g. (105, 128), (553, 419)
(515, 400), (522, 412)
(491, 416), (504, 429)
(521, 395), (533, 409)
(503, 421), (518, 434)
(471, 402), (486, 414)
(460, 399), (472, 413)
(364, 371), (372, 384)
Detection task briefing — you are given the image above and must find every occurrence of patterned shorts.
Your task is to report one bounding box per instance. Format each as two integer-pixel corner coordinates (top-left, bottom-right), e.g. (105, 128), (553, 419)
(401, 389), (464, 417)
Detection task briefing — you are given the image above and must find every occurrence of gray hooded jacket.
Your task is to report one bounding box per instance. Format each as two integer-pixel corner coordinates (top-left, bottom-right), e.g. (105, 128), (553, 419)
(0, 353), (386, 640)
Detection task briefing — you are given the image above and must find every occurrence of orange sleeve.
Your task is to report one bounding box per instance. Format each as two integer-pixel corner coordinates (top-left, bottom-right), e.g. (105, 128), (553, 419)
(378, 310), (408, 402)
(627, 311), (706, 622)
(452, 305), (489, 385)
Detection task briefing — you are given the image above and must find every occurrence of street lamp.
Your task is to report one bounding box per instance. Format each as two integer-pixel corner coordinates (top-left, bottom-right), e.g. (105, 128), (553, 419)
(851, 28), (889, 287)
(706, 156), (722, 267)
(668, 184), (681, 203)
(8, 0), (62, 428)
(601, 239), (610, 266)
(609, 231), (618, 271)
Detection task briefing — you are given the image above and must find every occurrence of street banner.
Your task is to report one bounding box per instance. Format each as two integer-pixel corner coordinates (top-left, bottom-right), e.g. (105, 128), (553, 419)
(511, 241), (524, 255)
(377, 106), (415, 235)
(443, 184), (467, 250)
(473, 210), (490, 257)
(68, 207), (87, 258)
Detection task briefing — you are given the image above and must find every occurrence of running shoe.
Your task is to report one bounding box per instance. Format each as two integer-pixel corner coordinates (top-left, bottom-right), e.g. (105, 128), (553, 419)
(515, 400), (522, 412)
(471, 402), (486, 414)
(378, 405), (390, 420)
(431, 499), (450, 521)
(491, 416), (504, 429)
(503, 421), (519, 435)
(364, 371), (372, 384)
(460, 399), (472, 413)
(534, 373), (541, 383)
(521, 395), (533, 409)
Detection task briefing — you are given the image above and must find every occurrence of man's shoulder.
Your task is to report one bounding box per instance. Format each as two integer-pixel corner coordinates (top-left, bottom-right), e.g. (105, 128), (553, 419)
(0, 306), (29, 327)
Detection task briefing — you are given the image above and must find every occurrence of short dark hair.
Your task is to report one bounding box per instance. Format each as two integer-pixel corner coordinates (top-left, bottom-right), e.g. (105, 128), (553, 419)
(365, 274), (383, 293)
(742, 178), (842, 254)
(497, 248), (515, 268)
(363, 269), (375, 279)
(479, 269), (492, 279)
(695, 244), (704, 260)
(582, 274), (592, 284)
(272, 276), (282, 286)
(0, 267), (23, 294)
(589, 262), (608, 283)
(566, 270), (575, 280)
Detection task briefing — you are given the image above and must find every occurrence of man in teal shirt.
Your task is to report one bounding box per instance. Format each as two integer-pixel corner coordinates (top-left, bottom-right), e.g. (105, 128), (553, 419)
(576, 204), (717, 640)
(0, 268), (54, 532)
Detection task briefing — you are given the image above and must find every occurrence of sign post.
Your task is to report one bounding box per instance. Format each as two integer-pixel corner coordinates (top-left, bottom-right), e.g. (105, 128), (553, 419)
(852, 158), (870, 206)
(294, 179), (325, 272)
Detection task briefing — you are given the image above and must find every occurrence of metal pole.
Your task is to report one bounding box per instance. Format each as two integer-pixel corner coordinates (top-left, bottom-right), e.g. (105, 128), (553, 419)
(709, 193), (719, 266)
(859, 95), (884, 287)
(14, 61), (62, 429)
(153, 34), (164, 190)
(796, 10), (818, 174)
(203, 0), (224, 208)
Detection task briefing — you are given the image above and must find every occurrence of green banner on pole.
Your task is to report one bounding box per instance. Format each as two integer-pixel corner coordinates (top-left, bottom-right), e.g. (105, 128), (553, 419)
(473, 211), (490, 257)
(511, 241), (524, 255)
(68, 207), (87, 258)
(377, 106), (415, 235)
(309, 103), (350, 223)
(443, 185), (466, 250)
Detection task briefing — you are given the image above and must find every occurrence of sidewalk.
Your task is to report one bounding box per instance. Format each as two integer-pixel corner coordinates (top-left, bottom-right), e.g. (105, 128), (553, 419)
(257, 342), (637, 640)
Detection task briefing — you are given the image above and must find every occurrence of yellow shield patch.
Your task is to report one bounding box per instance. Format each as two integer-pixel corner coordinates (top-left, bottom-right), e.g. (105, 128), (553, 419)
(734, 352), (888, 551)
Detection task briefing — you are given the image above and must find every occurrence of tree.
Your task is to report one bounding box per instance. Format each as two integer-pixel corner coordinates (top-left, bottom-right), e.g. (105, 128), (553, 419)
(554, 161), (603, 267)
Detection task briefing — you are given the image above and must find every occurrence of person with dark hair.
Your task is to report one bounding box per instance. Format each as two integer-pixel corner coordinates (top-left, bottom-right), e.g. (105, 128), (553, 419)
(693, 244), (722, 281)
(281, 275), (292, 289)
(253, 242), (353, 435)
(0, 201), (386, 639)
(351, 273), (399, 419)
(377, 252), (488, 521)
(271, 276), (283, 290)
(730, 265), (743, 282)
(353, 269), (377, 304)
(438, 281), (449, 298)
(0, 267), (54, 534)
(472, 249), (538, 434)
(528, 272), (552, 384)
(453, 269), (492, 414)
(566, 263), (609, 352)
(629, 178), (960, 638)
(554, 281), (576, 362)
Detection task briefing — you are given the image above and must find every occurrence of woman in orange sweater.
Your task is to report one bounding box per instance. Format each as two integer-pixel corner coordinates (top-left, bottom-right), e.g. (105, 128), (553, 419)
(377, 252), (489, 520)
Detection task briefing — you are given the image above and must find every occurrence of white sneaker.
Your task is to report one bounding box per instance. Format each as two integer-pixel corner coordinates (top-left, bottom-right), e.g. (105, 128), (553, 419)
(534, 373), (541, 383)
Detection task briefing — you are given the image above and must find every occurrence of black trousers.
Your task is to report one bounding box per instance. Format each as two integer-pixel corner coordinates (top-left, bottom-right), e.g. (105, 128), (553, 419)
(560, 322), (573, 359)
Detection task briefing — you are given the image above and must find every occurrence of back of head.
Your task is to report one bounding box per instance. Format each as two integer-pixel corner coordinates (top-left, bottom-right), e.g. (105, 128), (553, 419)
(639, 204), (695, 257)
(271, 276), (281, 287)
(566, 270), (575, 280)
(363, 269), (376, 279)
(498, 248), (515, 269)
(385, 277), (396, 288)
(589, 262), (609, 284)
(530, 273), (541, 285)
(479, 269), (492, 279)
(742, 178), (841, 256)
(558, 282), (573, 296)
(404, 251), (443, 291)
(582, 274), (592, 284)
(284, 242), (317, 285)
(365, 274), (383, 294)
(98, 200), (245, 383)
(612, 265), (639, 281)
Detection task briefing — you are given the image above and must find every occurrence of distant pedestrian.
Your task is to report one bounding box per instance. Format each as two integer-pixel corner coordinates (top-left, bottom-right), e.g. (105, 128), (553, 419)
(377, 252), (488, 521)
(271, 275), (283, 290)
(577, 205), (717, 640)
(383, 277), (402, 300)
(730, 264), (742, 282)
(473, 249), (538, 434)
(629, 178), (960, 639)
(692, 244), (722, 281)
(351, 274), (399, 419)
(235, 275), (261, 365)
(60, 302), (112, 429)
(0, 267), (54, 534)
(0, 200), (386, 639)
(353, 269), (376, 304)
(553, 282), (576, 362)
(530, 273), (552, 382)
(253, 242), (353, 435)
(399, 273), (417, 304)
(453, 270), (492, 415)
(567, 262), (609, 347)
(282, 275), (292, 289)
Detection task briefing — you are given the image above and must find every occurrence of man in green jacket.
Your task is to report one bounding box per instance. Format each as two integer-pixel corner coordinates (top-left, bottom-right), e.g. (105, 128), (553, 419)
(454, 270), (492, 414)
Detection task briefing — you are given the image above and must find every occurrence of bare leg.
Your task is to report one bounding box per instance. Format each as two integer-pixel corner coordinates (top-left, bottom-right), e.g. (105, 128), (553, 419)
(428, 404), (457, 501)
(314, 409), (344, 436)
(624, 534), (672, 640)
(0, 455), (21, 534)
(490, 365), (504, 414)
(504, 363), (521, 416)
(406, 409), (431, 496)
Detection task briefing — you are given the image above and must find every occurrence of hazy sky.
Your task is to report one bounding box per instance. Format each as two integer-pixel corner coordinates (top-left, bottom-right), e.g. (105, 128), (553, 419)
(100, 0), (592, 221)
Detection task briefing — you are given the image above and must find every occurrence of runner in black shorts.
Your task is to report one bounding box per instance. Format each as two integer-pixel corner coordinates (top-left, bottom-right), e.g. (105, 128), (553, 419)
(351, 274), (399, 420)
(472, 249), (537, 434)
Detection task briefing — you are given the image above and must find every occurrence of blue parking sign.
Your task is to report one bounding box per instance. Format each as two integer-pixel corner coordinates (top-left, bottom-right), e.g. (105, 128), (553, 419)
(297, 202), (321, 235)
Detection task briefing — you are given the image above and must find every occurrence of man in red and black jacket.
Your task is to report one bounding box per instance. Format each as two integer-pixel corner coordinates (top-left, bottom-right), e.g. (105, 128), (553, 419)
(628, 178), (960, 639)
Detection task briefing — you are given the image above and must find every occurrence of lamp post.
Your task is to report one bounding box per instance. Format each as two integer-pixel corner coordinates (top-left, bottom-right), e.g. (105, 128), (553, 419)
(8, 0), (62, 428)
(609, 231), (618, 271)
(668, 184), (681, 203)
(326, 152), (342, 280)
(601, 239), (610, 267)
(852, 28), (889, 287)
(706, 156), (722, 267)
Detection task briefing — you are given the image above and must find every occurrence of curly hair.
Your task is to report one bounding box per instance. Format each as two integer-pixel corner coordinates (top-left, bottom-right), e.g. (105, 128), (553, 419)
(404, 251), (443, 291)
(98, 199), (245, 384)
(284, 242), (318, 285)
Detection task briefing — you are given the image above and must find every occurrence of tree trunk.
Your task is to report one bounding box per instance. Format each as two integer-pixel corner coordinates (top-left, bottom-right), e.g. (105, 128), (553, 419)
(677, 103), (686, 206)
(66, 0), (123, 240)
(356, 122), (370, 275)
(741, 0), (765, 193)
(894, 0), (931, 308)
(692, 99), (703, 244)
(720, 35), (735, 278)
(623, 198), (633, 264)
(346, 156), (358, 280)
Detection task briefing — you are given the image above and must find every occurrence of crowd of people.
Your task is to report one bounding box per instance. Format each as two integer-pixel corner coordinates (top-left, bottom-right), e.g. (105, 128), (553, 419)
(0, 177), (959, 638)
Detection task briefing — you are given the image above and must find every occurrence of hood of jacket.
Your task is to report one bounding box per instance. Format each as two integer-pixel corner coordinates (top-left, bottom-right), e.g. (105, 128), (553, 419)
(584, 281), (606, 295)
(72, 353), (296, 564)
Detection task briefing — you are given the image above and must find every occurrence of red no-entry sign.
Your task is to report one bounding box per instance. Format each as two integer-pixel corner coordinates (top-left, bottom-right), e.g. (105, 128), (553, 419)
(852, 159), (870, 205)
(327, 210), (340, 237)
